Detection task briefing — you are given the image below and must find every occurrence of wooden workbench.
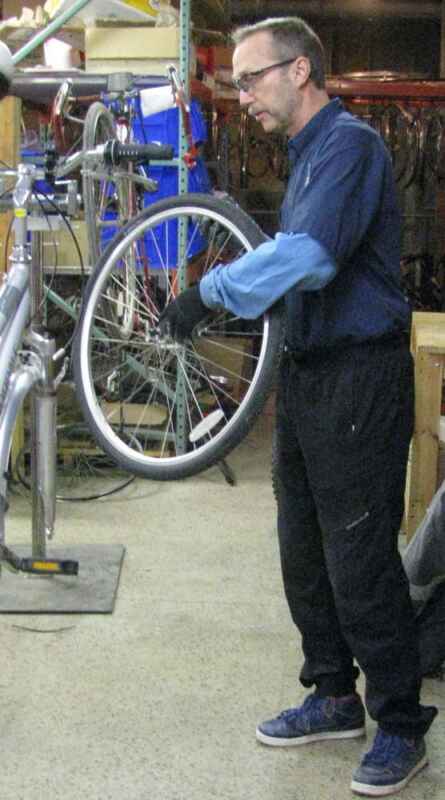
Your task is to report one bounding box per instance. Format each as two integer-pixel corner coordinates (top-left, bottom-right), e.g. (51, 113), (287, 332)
(405, 312), (445, 539)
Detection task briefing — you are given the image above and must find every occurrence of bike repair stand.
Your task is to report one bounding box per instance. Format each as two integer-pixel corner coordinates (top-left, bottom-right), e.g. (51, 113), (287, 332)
(0, 217), (125, 614)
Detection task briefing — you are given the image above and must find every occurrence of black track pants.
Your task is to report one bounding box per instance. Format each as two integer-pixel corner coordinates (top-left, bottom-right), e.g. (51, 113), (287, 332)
(273, 339), (437, 737)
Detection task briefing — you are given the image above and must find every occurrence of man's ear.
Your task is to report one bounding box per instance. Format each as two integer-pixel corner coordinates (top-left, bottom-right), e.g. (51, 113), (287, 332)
(293, 55), (311, 88)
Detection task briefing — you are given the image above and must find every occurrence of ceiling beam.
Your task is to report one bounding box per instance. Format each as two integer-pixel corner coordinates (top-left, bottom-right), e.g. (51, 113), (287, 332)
(230, 1), (441, 23)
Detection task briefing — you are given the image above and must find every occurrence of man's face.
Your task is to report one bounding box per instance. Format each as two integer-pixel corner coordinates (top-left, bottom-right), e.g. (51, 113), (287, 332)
(232, 31), (302, 136)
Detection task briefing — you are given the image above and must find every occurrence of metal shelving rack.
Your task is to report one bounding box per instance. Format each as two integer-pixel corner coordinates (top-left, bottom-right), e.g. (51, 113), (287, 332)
(9, 0), (223, 462)
(178, 0), (191, 196)
(175, 0), (192, 451)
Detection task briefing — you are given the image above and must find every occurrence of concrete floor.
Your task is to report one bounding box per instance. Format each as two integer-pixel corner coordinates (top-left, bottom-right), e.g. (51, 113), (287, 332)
(1, 420), (445, 800)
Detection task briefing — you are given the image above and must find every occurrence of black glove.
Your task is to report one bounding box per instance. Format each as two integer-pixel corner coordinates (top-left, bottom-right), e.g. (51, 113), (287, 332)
(158, 284), (209, 342)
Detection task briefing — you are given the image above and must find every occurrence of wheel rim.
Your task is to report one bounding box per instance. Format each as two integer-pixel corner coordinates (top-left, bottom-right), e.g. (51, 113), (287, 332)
(83, 105), (117, 265)
(83, 104), (139, 336)
(78, 202), (273, 473)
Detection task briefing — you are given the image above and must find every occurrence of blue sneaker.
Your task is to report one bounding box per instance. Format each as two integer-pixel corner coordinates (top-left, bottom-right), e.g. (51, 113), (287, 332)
(256, 692), (366, 746)
(351, 729), (428, 796)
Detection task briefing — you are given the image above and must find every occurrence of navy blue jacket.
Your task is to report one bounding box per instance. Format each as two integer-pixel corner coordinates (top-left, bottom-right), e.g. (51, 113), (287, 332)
(282, 98), (410, 353)
(200, 98), (410, 354)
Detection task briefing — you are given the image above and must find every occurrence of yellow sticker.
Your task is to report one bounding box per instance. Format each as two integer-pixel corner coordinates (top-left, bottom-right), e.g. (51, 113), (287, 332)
(14, 209), (26, 218)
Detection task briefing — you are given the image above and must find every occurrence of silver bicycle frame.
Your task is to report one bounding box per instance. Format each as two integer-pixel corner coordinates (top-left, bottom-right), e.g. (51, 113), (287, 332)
(0, 164), (66, 564)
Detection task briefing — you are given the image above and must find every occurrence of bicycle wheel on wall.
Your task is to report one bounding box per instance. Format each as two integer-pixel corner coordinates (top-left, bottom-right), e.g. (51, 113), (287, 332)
(73, 193), (284, 480)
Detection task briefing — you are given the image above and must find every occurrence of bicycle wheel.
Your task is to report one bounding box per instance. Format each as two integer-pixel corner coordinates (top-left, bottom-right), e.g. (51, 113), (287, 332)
(73, 193), (284, 480)
(425, 110), (445, 180)
(82, 102), (140, 257)
(83, 102), (117, 265)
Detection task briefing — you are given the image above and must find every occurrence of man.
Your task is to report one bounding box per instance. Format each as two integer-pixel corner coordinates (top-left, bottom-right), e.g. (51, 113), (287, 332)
(159, 16), (437, 797)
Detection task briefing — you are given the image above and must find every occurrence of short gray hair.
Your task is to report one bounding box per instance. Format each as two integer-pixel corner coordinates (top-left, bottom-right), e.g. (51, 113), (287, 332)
(231, 17), (326, 89)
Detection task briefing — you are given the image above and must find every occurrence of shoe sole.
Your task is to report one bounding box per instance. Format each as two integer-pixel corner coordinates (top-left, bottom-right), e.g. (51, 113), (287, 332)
(350, 755), (428, 797)
(256, 725), (366, 747)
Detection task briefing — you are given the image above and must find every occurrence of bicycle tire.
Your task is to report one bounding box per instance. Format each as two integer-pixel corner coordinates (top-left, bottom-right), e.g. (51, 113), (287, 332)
(400, 115), (421, 188)
(72, 193), (284, 480)
(425, 111), (445, 180)
(381, 105), (413, 184)
(82, 101), (140, 336)
(83, 102), (117, 266)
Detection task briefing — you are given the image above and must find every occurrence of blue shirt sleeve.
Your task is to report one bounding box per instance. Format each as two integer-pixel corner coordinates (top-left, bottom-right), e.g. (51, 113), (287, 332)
(199, 231), (336, 318)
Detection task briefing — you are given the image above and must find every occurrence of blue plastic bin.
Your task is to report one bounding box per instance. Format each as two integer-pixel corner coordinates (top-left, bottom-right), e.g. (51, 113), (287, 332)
(133, 99), (211, 267)
(101, 97), (212, 267)
(131, 98), (208, 155)
(136, 159), (211, 267)
(100, 158), (211, 265)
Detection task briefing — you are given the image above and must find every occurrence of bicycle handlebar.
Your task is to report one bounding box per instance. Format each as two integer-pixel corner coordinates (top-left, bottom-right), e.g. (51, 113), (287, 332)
(102, 140), (175, 165)
(0, 139), (175, 184)
(0, 137), (175, 211)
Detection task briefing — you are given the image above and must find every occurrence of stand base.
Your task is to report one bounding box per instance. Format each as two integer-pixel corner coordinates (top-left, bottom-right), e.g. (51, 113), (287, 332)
(0, 544), (125, 613)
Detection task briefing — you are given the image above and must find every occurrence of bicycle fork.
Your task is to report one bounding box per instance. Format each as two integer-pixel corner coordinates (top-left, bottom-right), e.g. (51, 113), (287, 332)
(0, 326), (77, 576)
(0, 194), (77, 576)
(29, 329), (61, 548)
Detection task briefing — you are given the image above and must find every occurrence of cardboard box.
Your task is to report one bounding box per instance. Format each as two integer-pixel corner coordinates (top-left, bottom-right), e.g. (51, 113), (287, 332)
(194, 336), (252, 403)
(85, 25), (195, 76)
(210, 46), (234, 69)
(196, 45), (233, 77)
(42, 220), (89, 271)
(214, 67), (238, 99)
(86, 25), (179, 60)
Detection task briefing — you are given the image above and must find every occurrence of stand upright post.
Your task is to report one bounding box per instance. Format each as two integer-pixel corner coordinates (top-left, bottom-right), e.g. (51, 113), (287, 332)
(29, 229), (58, 557)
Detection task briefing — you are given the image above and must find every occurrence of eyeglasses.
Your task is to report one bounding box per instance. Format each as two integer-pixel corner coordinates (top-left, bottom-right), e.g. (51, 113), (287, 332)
(232, 58), (297, 93)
